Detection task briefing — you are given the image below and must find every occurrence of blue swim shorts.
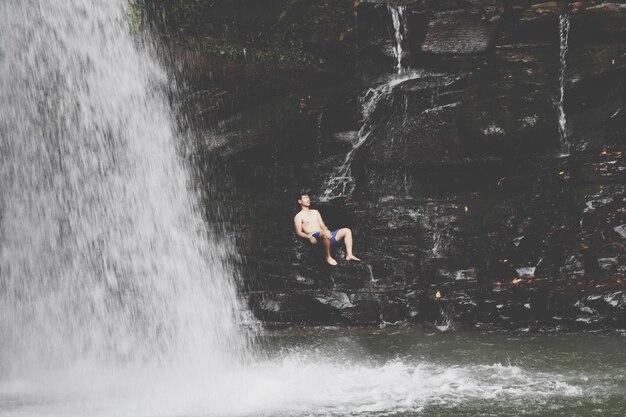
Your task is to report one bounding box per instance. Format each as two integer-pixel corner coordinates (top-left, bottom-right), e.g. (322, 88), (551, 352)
(310, 230), (339, 245)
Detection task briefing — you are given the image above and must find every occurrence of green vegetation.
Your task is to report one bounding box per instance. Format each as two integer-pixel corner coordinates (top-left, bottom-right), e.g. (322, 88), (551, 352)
(129, 0), (355, 68)
(126, 1), (140, 32)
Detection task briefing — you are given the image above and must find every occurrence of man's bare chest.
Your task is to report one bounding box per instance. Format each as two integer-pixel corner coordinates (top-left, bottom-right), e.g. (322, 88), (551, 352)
(300, 213), (318, 227)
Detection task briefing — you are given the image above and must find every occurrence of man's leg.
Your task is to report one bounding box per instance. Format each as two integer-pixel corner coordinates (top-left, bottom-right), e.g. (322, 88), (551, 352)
(334, 228), (360, 261)
(321, 234), (337, 265)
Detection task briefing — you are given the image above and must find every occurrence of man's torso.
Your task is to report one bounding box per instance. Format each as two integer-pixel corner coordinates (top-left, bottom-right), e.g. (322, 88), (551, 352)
(297, 210), (321, 234)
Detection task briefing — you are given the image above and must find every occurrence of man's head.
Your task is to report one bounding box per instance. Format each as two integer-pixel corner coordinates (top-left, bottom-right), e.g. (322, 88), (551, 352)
(298, 194), (311, 208)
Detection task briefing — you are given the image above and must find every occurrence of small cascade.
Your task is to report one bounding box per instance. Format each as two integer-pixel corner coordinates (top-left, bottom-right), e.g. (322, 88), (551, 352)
(320, 71), (422, 201)
(435, 304), (454, 332)
(315, 112), (324, 157)
(431, 228), (451, 258)
(389, 5), (407, 74)
(425, 200), (455, 258)
(367, 264), (377, 284)
(319, 6), (414, 201)
(558, 12), (571, 154)
(430, 87), (440, 107)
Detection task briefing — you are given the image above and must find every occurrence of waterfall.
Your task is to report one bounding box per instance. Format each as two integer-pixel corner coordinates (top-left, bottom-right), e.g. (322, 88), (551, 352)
(0, 0), (252, 379)
(320, 71), (422, 201)
(558, 12), (571, 154)
(320, 5), (415, 200)
(389, 5), (407, 74)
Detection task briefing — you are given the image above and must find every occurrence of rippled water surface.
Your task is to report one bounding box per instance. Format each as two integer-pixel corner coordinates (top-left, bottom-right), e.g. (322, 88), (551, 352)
(1, 329), (624, 417)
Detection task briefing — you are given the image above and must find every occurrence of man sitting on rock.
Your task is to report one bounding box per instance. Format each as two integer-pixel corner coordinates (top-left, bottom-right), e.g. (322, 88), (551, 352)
(293, 194), (360, 266)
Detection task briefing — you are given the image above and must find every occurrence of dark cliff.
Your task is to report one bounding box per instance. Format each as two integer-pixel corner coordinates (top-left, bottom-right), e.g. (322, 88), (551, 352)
(143, 0), (626, 330)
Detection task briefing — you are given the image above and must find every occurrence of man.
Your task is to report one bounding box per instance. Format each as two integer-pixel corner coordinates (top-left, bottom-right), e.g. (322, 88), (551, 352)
(293, 194), (360, 266)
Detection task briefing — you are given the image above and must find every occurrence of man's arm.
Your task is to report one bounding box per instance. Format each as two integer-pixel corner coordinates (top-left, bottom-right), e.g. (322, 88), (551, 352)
(316, 211), (332, 238)
(316, 210), (329, 231)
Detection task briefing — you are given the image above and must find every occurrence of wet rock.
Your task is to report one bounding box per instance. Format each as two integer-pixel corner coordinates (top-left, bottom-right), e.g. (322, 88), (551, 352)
(422, 10), (496, 54)
(437, 268), (478, 282)
(160, 0), (626, 331)
(529, 287), (552, 321)
(570, 3), (626, 43)
(358, 103), (464, 167)
(565, 43), (626, 87)
(330, 262), (375, 290)
(598, 257), (619, 274)
(534, 257), (556, 279)
(249, 292), (336, 324)
(501, 2), (561, 44)
(316, 292), (354, 310)
(457, 88), (558, 158)
(584, 292), (624, 316)
(562, 254), (585, 278)
(480, 260), (519, 281)
(340, 293), (382, 325)
(510, 235), (543, 264)
(380, 293), (411, 323)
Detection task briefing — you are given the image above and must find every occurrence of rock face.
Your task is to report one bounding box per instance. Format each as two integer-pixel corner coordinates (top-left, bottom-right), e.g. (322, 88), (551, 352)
(154, 0), (626, 330)
(422, 10), (497, 54)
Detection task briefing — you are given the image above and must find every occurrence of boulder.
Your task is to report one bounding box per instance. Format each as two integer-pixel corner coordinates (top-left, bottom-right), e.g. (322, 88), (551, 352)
(499, 2), (561, 45)
(422, 10), (497, 54)
(457, 89), (558, 158)
(570, 3), (626, 43)
(357, 103), (464, 167)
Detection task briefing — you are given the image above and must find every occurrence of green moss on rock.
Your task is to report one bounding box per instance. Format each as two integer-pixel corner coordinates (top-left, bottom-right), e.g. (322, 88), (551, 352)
(132, 0), (355, 69)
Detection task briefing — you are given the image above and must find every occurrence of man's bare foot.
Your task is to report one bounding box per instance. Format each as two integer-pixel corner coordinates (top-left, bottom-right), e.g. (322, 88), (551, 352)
(346, 255), (361, 261)
(326, 257), (338, 266)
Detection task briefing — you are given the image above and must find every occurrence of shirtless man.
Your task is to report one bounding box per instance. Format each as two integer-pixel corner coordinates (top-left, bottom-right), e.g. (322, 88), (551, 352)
(293, 194), (360, 265)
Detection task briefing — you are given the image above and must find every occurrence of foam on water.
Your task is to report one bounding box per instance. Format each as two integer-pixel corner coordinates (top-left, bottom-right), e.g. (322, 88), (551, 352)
(0, 353), (584, 417)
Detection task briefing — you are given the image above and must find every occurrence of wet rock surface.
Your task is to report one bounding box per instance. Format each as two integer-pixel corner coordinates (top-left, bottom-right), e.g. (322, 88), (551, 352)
(153, 0), (626, 330)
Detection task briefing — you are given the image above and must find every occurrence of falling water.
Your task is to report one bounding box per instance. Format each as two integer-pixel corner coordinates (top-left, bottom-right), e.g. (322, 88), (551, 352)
(0, 0), (252, 381)
(389, 5), (407, 74)
(558, 12), (571, 154)
(424, 200), (454, 258)
(320, 71), (422, 200)
(315, 113), (324, 157)
(320, 6), (414, 200)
